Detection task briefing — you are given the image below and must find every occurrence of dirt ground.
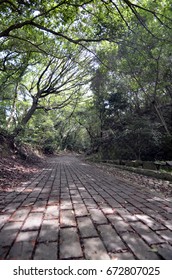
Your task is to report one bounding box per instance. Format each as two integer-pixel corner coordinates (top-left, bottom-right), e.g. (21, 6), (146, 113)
(0, 155), (45, 191)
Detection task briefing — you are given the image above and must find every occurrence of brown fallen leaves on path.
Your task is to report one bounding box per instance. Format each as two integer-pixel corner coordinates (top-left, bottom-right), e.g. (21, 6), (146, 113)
(93, 163), (172, 198)
(0, 156), (45, 191)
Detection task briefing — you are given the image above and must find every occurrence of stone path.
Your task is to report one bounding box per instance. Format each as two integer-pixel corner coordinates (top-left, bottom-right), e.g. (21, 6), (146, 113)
(0, 155), (172, 260)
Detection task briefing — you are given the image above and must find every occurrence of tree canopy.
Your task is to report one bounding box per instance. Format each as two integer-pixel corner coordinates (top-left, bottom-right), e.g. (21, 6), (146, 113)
(0, 0), (172, 159)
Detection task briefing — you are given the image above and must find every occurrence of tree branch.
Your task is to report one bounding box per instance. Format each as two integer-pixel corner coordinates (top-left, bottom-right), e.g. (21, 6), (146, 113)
(0, 20), (33, 37)
(8, 35), (49, 55)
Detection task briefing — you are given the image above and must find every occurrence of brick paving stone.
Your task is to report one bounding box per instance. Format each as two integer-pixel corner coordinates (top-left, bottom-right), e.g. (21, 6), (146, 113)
(22, 213), (43, 231)
(91, 195), (105, 204)
(21, 199), (36, 207)
(117, 193), (131, 199)
(106, 198), (122, 208)
(83, 237), (110, 260)
(156, 229), (172, 244)
(60, 210), (76, 227)
(60, 227), (82, 259)
(100, 205), (114, 215)
(126, 206), (143, 214)
(16, 230), (38, 242)
(61, 189), (69, 194)
(3, 199), (14, 205)
(77, 217), (98, 237)
(143, 202), (164, 213)
(153, 202), (167, 210)
(163, 206), (172, 213)
(2, 202), (21, 213)
(31, 203), (46, 213)
(4, 194), (17, 201)
(38, 219), (59, 242)
(117, 208), (138, 222)
(9, 208), (31, 222)
(113, 195), (127, 204)
(0, 214), (11, 229)
(162, 220), (172, 230)
(69, 186), (77, 192)
(48, 195), (59, 201)
(96, 188), (109, 199)
(38, 194), (49, 200)
(165, 201), (172, 208)
(60, 199), (73, 210)
(80, 192), (92, 199)
(107, 214), (132, 233)
(71, 196), (83, 204)
(73, 204), (89, 217)
(51, 189), (60, 195)
(44, 205), (59, 219)
(83, 198), (98, 208)
(78, 187), (86, 191)
(97, 224), (127, 252)
(89, 190), (99, 196)
(70, 190), (79, 196)
(166, 198), (172, 203)
(140, 207), (165, 222)
(34, 242), (58, 260)
(61, 193), (71, 199)
(136, 214), (166, 230)
(0, 246), (9, 259)
(122, 232), (160, 260)
(88, 209), (108, 224)
(136, 192), (148, 199)
(130, 222), (165, 245)
(161, 212), (172, 220)
(110, 252), (136, 260)
(0, 222), (23, 247)
(12, 194), (28, 202)
(27, 194), (39, 200)
(7, 241), (35, 259)
(133, 196), (146, 203)
(126, 198), (145, 208)
(156, 244), (172, 260)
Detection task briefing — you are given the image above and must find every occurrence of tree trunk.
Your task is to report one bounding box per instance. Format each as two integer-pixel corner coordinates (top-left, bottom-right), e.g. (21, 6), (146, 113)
(13, 98), (38, 136)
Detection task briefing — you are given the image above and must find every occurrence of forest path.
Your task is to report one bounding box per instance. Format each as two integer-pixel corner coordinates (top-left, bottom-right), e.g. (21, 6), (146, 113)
(0, 154), (172, 260)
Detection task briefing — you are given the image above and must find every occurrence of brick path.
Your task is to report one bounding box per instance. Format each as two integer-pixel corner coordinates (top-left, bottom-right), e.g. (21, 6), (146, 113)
(0, 155), (172, 260)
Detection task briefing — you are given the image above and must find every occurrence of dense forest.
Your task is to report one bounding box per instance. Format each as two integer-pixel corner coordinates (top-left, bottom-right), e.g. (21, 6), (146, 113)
(0, 0), (172, 161)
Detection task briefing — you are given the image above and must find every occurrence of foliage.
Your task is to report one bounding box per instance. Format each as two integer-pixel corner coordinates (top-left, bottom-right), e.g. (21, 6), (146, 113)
(0, 0), (172, 159)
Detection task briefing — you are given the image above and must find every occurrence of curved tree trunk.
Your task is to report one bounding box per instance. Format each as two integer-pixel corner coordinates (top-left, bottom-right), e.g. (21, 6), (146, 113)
(13, 98), (38, 137)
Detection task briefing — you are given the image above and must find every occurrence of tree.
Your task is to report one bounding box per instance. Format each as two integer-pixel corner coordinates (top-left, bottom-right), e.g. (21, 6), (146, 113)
(1, 0), (172, 159)
(84, 14), (172, 160)
(6, 50), (91, 136)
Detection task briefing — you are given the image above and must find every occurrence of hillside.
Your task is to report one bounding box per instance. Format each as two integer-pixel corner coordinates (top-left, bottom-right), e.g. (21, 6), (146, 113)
(0, 134), (45, 191)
